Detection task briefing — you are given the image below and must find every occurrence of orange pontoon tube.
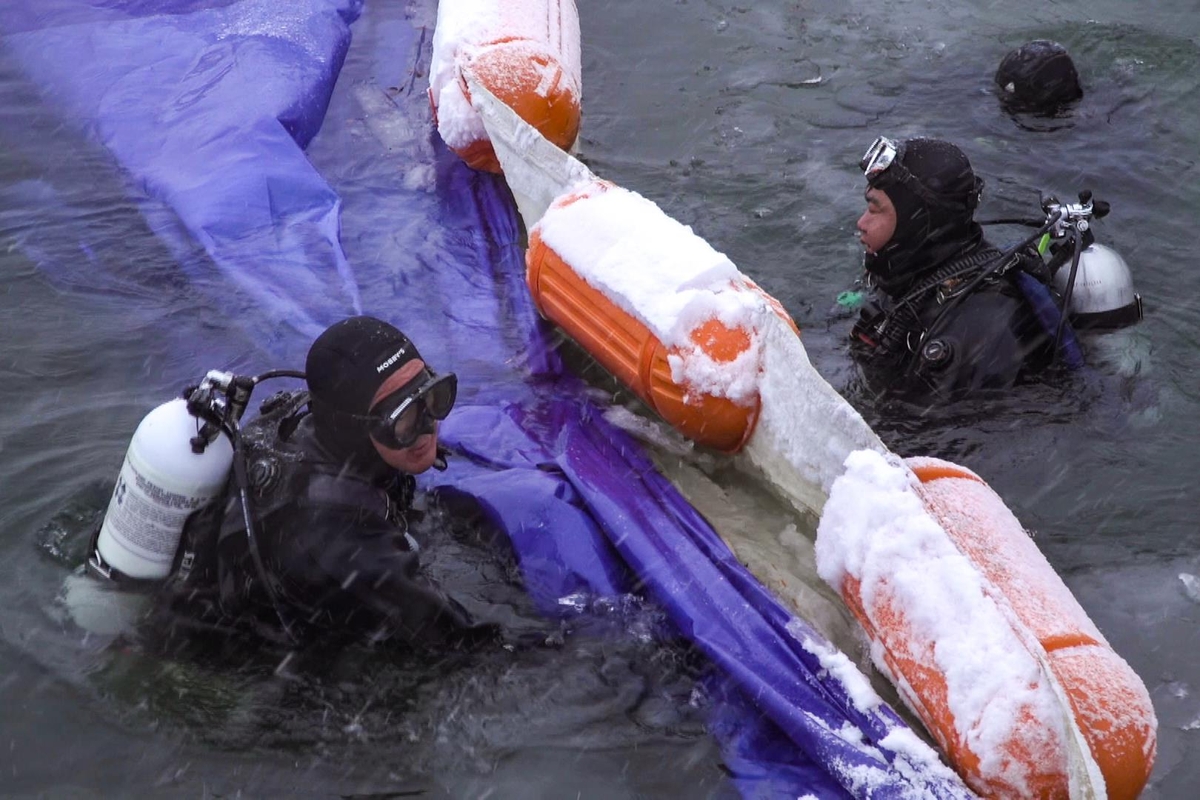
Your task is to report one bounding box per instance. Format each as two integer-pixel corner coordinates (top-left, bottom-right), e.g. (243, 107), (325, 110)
(834, 455), (1156, 798)
(526, 180), (798, 454)
(429, 0), (581, 173)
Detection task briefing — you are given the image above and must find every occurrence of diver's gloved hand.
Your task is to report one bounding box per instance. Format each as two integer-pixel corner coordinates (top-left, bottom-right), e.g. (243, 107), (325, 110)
(497, 622), (569, 651)
(431, 444), (451, 471)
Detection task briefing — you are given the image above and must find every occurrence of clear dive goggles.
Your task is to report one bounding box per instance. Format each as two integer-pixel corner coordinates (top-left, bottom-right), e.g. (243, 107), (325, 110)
(363, 369), (457, 449)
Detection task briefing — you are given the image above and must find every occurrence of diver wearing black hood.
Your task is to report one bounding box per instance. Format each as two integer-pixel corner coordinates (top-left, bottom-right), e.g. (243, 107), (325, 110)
(995, 40), (1083, 116)
(160, 316), (493, 647)
(849, 137), (1056, 400)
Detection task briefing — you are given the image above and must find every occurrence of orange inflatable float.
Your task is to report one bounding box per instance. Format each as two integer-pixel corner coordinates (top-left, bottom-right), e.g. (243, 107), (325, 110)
(823, 452), (1156, 799)
(526, 179), (797, 453)
(429, 0), (581, 173)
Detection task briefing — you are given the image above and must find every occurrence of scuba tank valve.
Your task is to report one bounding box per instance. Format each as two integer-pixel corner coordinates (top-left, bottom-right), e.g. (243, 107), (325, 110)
(1043, 191), (1143, 330)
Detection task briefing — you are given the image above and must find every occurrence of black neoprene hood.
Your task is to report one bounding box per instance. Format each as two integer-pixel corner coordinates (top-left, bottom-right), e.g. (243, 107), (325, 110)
(995, 40), (1083, 114)
(305, 315), (426, 462)
(306, 316), (423, 416)
(864, 138), (985, 293)
(868, 138), (979, 252)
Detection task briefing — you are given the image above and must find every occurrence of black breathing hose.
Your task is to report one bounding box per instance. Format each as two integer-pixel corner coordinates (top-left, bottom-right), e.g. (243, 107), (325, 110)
(1052, 227), (1085, 362)
(227, 418), (300, 645)
(252, 369), (307, 384)
(977, 217), (1047, 228)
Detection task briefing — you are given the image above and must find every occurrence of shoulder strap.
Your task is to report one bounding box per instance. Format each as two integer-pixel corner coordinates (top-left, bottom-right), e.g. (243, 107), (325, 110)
(871, 245), (1014, 355)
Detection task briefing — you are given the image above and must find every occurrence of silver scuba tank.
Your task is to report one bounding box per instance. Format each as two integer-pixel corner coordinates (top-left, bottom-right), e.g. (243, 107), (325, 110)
(1052, 242), (1143, 330)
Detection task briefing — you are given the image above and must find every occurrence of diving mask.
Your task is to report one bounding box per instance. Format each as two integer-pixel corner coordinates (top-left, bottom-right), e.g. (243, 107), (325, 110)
(365, 370), (457, 450)
(860, 136), (901, 178)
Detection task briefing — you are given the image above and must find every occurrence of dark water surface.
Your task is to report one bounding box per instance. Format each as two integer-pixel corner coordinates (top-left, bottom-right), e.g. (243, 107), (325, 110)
(3, 0), (1199, 797)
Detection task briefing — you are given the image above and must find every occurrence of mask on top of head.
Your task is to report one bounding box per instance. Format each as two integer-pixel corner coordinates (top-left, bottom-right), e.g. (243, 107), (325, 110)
(304, 316), (425, 467)
(860, 137), (985, 293)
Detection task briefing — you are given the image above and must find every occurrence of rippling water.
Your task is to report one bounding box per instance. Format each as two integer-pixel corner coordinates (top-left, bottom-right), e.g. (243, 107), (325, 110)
(3, 0), (1199, 797)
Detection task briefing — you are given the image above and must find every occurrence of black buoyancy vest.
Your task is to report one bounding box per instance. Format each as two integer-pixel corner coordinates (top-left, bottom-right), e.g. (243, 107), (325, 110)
(226, 391), (413, 535)
(168, 390), (416, 628)
(852, 244), (1018, 358)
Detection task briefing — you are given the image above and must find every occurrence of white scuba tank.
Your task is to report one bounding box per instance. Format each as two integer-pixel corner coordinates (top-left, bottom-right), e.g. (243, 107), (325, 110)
(93, 398), (233, 581)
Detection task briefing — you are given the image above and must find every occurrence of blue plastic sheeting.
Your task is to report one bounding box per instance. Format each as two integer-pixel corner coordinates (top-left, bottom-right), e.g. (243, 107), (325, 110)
(1, 1), (975, 797)
(555, 408), (971, 798)
(2, 0), (365, 357)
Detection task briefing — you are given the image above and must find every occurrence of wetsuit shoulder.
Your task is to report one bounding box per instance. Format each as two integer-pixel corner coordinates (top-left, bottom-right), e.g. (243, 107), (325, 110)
(271, 500), (490, 646)
(912, 278), (1049, 397)
(242, 423), (489, 646)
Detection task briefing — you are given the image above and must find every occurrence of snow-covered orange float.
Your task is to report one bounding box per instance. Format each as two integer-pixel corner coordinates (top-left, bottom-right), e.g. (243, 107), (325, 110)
(429, 0), (581, 173)
(819, 451), (1157, 799)
(526, 179), (798, 453)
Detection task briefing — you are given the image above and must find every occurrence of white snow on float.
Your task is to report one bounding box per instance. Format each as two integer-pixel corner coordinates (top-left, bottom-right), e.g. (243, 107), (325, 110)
(536, 184), (770, 405)
(430, 0), (581, 171)
(816, 450), (1066, 794)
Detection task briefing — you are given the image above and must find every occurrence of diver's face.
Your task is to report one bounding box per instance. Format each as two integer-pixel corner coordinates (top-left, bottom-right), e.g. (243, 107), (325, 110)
(369, 359), (441, 474)
(857, 187), (897, 255)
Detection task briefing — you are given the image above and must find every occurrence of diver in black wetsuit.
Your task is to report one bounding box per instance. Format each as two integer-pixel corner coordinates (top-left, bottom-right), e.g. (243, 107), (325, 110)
(848, 137), (1057, 401)
(160, 315), (496, 647)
